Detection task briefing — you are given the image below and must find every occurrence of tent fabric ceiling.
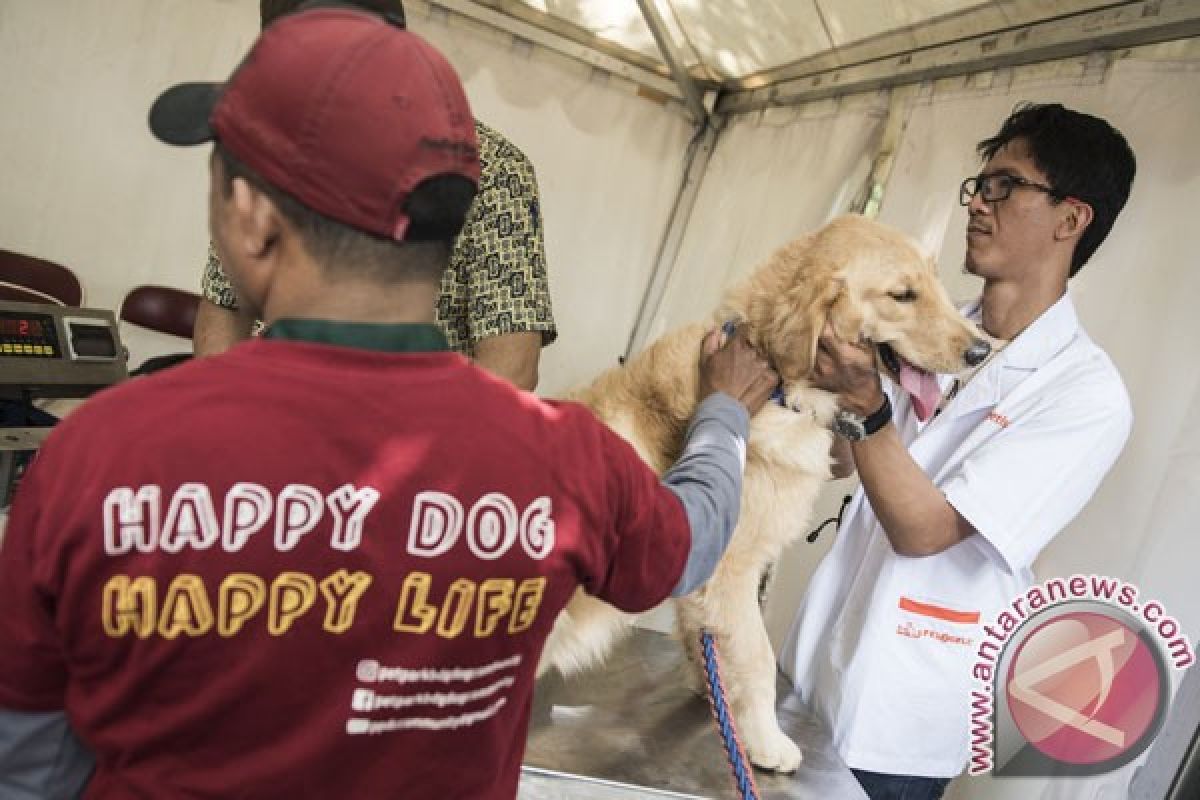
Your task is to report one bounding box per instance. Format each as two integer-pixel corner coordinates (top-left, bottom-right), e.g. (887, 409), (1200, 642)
(501, 0), (1117, 82)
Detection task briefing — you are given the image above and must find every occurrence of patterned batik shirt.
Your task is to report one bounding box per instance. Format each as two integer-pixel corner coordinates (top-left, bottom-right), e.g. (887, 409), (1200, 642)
(201, 120), (557, 356)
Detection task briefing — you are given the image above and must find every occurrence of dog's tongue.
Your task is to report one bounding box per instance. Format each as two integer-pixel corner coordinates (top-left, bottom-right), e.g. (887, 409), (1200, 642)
(897, 359), (941, 422)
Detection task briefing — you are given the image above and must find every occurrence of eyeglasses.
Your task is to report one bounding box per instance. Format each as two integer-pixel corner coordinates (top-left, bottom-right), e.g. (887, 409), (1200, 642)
(959, 173), (1063, 206)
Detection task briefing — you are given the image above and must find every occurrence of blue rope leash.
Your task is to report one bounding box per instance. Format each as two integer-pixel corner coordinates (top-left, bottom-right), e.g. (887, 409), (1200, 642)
(701, 630), (760, 800)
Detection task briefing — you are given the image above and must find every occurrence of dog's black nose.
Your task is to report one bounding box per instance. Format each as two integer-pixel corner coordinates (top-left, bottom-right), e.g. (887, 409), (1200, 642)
(964, 339), (991, 366)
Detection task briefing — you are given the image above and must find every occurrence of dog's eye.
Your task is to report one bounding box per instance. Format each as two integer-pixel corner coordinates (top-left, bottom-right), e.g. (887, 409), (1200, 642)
(890, 289), (918, 303)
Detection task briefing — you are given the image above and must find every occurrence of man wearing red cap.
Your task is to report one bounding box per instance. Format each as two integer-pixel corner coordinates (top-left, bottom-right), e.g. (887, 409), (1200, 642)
(0, 8), (777, 799)
(195, 0), (557, 392)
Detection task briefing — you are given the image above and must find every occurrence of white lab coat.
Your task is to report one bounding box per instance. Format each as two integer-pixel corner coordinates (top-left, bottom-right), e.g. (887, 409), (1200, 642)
(782, 293), (1132, 778)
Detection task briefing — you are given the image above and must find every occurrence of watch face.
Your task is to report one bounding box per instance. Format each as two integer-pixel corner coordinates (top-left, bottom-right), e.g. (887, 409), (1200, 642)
(833, 411), (866, 441)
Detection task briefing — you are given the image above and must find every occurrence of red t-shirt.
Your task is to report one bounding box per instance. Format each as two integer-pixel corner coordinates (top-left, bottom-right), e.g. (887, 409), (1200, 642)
(0, 339), (690, 799)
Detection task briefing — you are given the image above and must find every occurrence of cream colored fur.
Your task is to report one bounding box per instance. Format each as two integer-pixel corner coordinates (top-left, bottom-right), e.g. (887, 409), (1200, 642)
(540, 215), (984, 772)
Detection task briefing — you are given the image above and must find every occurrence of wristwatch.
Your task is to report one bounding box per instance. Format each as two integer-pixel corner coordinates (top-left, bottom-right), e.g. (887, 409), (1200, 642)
(832, 395), (893, 442)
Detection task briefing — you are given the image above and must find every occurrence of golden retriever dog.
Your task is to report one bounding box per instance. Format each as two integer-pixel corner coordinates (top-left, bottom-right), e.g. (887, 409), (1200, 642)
(539, 215), (988, 772)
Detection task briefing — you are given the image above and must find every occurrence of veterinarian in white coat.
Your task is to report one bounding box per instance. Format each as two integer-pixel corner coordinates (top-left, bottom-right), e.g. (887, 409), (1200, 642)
(782, 103), (1136, 800)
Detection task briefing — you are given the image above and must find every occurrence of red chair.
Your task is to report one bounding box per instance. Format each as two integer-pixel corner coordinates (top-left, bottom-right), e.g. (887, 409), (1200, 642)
(0, 249), (84, 306)
(119, 285), (201, 340)
(118, 285), (202, 375)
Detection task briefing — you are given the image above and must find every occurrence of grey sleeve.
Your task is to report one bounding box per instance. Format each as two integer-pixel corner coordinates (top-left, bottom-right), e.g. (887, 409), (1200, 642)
(663, 393), (749, 596)
(0, 709), (93, 799)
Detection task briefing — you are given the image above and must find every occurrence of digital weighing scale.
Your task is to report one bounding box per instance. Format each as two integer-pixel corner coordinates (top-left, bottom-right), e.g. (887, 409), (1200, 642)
(0, 299), (128, 507)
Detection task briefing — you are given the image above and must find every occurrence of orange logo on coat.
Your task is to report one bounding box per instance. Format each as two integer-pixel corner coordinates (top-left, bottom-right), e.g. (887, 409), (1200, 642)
(987, 411), (1011, 429)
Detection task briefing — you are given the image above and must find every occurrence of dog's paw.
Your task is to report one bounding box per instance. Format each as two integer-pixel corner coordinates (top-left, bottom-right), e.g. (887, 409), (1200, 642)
(745, 728), (803, 774)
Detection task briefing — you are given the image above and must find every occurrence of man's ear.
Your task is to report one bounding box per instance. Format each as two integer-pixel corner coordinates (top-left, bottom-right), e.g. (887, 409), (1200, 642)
(1055, 199), (1094, 243)
(229, 177), (283, 260)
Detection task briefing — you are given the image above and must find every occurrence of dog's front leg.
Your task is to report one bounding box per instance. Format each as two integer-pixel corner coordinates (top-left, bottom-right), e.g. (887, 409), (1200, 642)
(677, 565), (802, 773)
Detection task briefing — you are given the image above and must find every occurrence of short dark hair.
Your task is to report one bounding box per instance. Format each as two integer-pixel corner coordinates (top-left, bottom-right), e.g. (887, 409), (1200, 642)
(214, 143), (472, 283)
(977, 103), (1135, 277)
(261, 0), (404, 29)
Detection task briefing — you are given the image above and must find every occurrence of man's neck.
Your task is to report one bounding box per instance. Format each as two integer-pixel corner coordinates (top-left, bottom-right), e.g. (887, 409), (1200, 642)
(262, 277), (441, 327)
(247, 240), (448, 327)
(980, 273), (1067, 341)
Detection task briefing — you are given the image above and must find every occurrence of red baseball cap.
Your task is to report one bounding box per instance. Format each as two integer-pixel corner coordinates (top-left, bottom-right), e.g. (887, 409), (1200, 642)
(149, 7), (479, 241)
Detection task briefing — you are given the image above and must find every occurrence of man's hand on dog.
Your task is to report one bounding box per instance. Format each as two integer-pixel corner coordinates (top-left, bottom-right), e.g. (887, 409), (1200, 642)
(813, 320), (886, 417)
(699, 326), (780, 415)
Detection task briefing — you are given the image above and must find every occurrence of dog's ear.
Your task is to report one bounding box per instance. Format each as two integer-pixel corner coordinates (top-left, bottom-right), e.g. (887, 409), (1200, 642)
(828, 285), (864, 344)
(715, 244), (796, 357)
(733, 234), (843, 381)
(720, 232), (849, 380)
(787, 270), (844, 380)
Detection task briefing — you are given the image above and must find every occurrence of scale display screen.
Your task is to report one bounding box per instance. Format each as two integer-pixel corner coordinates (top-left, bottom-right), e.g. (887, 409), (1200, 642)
(69, 323), (118, 359)
(0, 311), (60, 358)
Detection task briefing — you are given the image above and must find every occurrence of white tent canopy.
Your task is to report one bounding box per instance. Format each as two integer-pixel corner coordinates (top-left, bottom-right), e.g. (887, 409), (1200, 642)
(1, 2), (1198, 798)
(446, 1), (1200, 113)
(506, 0), (1163, 78)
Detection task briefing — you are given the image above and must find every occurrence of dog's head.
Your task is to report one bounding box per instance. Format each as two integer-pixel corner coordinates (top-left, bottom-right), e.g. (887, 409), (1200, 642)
(721, 215), (990, 418)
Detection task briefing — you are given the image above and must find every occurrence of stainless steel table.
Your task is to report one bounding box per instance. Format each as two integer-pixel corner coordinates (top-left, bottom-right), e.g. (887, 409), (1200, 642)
(521, 628), (867, 799)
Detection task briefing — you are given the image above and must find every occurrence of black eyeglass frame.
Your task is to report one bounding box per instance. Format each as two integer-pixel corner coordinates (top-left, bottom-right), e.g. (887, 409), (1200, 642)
(959, 173), (1066, 206)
